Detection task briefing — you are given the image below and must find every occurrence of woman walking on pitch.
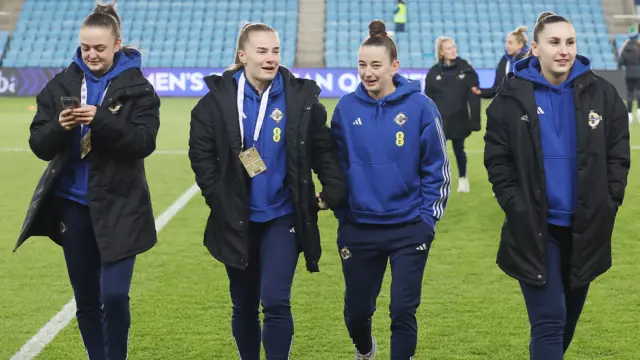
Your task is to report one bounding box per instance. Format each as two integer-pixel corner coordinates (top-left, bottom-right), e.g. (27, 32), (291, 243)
(16, 3), (160, 359)
(188, 23), (345, 359)
(484, 12), (630, 359)
(474, 25), (530, 99)
(425, 36), (481, 193)
(331, 20), (450, 360)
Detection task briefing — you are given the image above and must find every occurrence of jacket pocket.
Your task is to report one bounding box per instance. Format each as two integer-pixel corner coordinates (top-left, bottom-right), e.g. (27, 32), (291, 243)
(347, 162), (412, 213)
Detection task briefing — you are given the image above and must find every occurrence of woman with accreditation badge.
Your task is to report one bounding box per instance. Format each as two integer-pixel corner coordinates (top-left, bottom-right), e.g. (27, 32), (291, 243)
(16, 3), (160, 359)
(330, 20), (450, 360)
(188, 23), (345, 359)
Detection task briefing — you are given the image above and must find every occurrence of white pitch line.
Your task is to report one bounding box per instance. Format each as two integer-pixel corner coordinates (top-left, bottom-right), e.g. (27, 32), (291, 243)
(10, 183), (201, 360)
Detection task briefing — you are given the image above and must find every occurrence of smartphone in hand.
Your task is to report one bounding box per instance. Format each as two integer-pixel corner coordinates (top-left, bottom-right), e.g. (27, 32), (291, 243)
(60, 96), (80, 110)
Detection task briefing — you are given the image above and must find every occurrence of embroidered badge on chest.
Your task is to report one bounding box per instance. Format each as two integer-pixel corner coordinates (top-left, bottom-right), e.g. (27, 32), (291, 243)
(588, 110), (602, 129)
(394, 112), (407, 126)
(458, 73), (466, 80)
(108, 102), (122, 114)
(271, 108), (283, 123)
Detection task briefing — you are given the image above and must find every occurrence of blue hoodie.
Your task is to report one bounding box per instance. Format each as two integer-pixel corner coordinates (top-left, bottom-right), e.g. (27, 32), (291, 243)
(233, 70), (292, 223)
(55, 48), (142, 205)
(330, 74), (450, 231)
(513, 55), (591, 226)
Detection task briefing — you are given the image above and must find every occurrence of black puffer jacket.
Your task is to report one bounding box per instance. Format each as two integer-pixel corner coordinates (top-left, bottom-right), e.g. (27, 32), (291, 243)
(425, 58), (481, 139)
(484, 70), (630, 288)
(619, 37), (640, 79)
(16, 61), (161, 263)
(188, 66), (346, 273)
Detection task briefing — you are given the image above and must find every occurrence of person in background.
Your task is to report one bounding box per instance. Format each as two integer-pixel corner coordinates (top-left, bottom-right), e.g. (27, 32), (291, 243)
(484, 12), (630, 360)
(393, 0), (406, 34)
(16, 3), (160, 359)
(188, 22), (345, 360)
(617, 28), (640, 124)
(425, 36), (480, 193)
(474, 25), (530, 99)
(331, 19), (450, 360)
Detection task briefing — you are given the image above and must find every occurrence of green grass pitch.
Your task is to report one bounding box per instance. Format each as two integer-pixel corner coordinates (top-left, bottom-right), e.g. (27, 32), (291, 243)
(0, 97), (639, 359)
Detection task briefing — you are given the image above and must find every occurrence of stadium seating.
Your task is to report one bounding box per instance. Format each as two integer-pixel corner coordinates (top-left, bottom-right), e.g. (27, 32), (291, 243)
(325, 0), (618, 70)
(0, 31), (8, 60)
(2, 0), (298, 68)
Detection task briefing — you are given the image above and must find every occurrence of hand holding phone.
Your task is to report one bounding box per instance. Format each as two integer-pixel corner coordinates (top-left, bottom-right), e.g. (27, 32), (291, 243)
(58, 109), (78, 131)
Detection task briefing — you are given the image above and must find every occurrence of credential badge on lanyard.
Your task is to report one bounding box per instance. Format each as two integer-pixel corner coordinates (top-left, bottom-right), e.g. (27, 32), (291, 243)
(236, 72), (272, 178)
(79, 75), (110, 159)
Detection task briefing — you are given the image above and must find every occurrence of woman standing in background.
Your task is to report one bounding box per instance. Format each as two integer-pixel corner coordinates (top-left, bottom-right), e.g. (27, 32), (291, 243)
(474, 25), (530, 99)
(425, 36), (480, 193)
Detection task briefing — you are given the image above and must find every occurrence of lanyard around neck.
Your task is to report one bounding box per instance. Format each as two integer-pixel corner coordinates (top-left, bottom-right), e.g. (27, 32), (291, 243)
(237, 72), (272, 149)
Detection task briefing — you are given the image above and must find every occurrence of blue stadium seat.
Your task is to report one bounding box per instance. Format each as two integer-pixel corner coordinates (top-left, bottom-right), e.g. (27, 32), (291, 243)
(324, 0), (616, 69)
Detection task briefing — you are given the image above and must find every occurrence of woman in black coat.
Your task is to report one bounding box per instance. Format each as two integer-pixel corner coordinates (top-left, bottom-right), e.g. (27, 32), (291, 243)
(188, 23), (345, 359)
(484, 12), (630, 359)
(475, 25), (530, 99)
(425, 36), (481, 193)
(617, 33), (640, 124)
(16, 4), (160, 360)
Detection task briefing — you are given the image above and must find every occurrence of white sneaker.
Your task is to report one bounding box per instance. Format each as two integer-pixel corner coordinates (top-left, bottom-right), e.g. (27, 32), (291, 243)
(458, 177), (470, 193)
(355, 337), (377, 359)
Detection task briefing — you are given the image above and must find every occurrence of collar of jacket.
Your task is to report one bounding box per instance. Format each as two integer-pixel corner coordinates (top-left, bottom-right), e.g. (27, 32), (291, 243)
(58, 61), (149, 105)
(500, 69), (597, 116)
(202, 66), (321, 156)
(434, 57), (473, 74)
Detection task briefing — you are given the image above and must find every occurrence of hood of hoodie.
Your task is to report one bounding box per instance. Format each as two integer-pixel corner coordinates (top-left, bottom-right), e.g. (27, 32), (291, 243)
(354, 74), (421, 104)
(73, 48), (142, 83)
(513, 55), (591, 90)
(505, 46), (529, 65)
(232, 69), (284, 100)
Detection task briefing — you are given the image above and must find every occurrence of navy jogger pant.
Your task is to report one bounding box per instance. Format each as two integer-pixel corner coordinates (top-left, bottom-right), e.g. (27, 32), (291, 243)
(225, 215), (299, 360)
(519, 224), (590, 360)
(56, 198), (136, 360)
(337, 217), (433, 360)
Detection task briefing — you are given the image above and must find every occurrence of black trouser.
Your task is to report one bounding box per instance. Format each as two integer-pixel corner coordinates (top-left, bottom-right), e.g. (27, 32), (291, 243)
(625, 78), (640, 113)
(450, 139), (467, 178)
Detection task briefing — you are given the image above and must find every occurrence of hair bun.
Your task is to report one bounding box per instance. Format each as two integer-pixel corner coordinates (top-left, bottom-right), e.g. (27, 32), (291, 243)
(94, 2), (118, 16)
(515, 25), (528, 33)
(368, 20), (387, 37)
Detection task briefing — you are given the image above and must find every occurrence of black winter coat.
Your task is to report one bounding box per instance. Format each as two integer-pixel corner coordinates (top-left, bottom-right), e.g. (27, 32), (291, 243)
(478, 52), (527, 99)
(16, 61), (161, 263)
(188, 66), (346, 273)
(484, 71), (630, 288)
(618, 37), (640, 79)
(425, 58), (481, 140)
